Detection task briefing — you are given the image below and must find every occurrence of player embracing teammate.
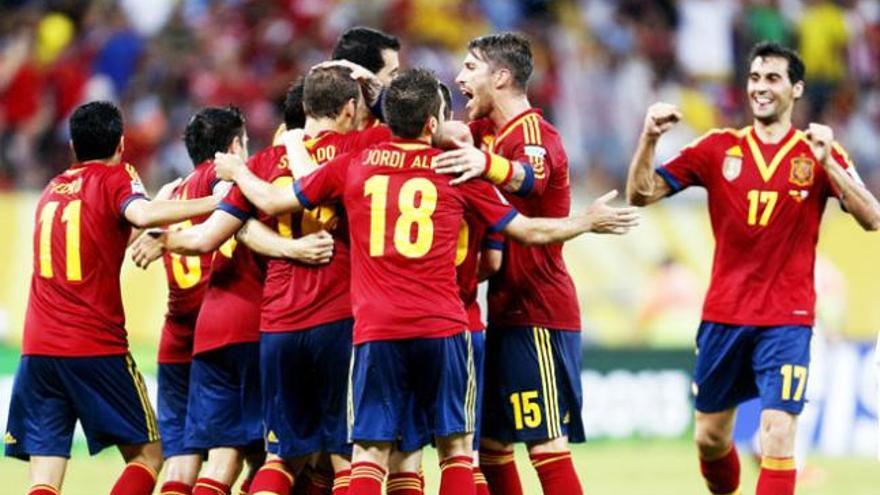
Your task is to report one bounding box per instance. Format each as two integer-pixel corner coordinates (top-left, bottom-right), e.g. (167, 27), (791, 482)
(626, 42), (880, 495)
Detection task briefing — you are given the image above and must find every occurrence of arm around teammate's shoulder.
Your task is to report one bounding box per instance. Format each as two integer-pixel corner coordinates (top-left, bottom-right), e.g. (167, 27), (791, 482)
(123, 195), (219, 229)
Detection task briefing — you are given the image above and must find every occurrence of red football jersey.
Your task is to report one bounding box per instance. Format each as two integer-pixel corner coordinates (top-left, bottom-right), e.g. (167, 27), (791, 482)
(157, 161), (216, 364)
(190, 162), (265, 356)
(455, 213), (504, 332)
(23, 161), (147, 356)
(470, 108), (581, 330)
(221, 126), (392, 332)
(294, 140), (518, 344)
(658, 125), (859, 326)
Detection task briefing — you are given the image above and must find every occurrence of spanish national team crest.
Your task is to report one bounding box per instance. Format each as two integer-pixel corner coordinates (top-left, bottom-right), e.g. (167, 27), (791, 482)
(789, 155), (815, 187)
(722, 156), (741, 182)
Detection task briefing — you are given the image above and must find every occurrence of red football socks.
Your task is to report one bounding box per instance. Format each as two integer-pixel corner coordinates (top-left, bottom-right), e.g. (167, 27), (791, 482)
(439, 455), (476, 495)
(699, 445), (741, 494)
(473, 466), (490, 495)
(237, 477), (252, 495)
(530, 451), (583, 495)
(160, 480), (193, 495)
(349, 461), (386, 495)
(386, 472), (423, 494)
(192, 478), (230, 495)
(479, 448), (523, 495)
(332, 469), (351, 495)
(756, 456), (796, 495)
(248, 460), (294, 495)
(27, 485), (59, 495)
(110, 462), (158, 495)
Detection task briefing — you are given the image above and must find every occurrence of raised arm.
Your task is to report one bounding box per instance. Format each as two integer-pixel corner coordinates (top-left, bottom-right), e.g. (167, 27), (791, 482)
(806, 124), (880, 231)
(236, 219), (334, 264)
(502, 190), (639, 245)
(214, 152), (304, 216)
(625, 103), (681, 206)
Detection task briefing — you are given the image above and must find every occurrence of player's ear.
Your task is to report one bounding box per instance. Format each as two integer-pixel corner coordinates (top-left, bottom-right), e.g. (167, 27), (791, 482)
(425, 115), (439, 136)
(114, 136), (125, 162)
(493, 68), (511, 90)
(792, 80), (804, 100)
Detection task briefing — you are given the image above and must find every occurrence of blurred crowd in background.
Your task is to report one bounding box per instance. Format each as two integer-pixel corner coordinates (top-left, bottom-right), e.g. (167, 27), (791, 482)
(0, 0), (878, 195)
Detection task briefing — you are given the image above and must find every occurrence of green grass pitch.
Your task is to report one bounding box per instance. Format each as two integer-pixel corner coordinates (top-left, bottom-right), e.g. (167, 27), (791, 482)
(2, 439), (877, 494)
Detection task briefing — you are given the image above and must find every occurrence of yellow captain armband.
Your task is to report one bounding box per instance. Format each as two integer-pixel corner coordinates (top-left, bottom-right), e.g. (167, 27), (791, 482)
(483, 152), (514, 186)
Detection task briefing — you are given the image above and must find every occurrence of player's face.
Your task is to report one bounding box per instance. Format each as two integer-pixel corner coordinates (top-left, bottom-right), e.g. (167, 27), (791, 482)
(230, 131), (249, 161)
(376, 49), (400, 86)
(747, 56), (803, 123)
(456, 51), (494, 122)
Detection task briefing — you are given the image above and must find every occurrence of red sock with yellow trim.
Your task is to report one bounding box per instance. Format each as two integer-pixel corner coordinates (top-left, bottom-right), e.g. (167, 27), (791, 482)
(699, 445), (741, 494)
(27, 485), (59, 495)
(479, 448), (523, 495)
(111, 462), (158, 495)
(757, 456), (796, 495)
(160, 480), (193, 495)
(349, 461), (386, 495)
(473, 466), (490, 495)
(192, 478), (230, 495)
(248, 460), (294, 495)
(387, 472), (422, 494)
(439, 455), (476, 495)
(530, 451), (583, 495)
(332, 469), (351, 495)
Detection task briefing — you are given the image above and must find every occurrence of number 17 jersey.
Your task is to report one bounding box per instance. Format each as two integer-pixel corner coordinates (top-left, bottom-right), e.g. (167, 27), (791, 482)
(658, 125), (859, 327)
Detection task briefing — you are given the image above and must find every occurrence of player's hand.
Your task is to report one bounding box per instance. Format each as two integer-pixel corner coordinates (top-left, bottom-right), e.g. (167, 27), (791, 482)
(131, 230), (166, 269)
(214, 152), (246, 182)
(583, 190), (640, 235)
(643, 102), (682, 139)
(280, 128), (306, 149)
(311, 59), (383, 105)
(154, 177), (182, 201)
(805, 123), (833, 165)
(434, 146), (486, 185)
(286, 230), (334, 264)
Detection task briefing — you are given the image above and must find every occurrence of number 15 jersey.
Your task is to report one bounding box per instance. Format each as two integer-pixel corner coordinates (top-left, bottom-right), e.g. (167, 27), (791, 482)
(658, 125), (859, 327)
(294, 139), (518, 344)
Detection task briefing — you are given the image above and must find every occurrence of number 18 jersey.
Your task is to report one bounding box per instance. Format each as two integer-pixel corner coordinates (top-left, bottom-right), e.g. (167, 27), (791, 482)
(658, 125), (859, 327)
(294, 139), (518, 344)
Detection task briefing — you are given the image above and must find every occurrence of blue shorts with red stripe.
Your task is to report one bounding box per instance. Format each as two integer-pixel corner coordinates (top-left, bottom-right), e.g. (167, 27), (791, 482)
(5, 353), (159, 459)
(481, 326), (585, 444)
(349, 331), (478, 444)
(261, 319), (353, 458)
(694, 321), (812, 414)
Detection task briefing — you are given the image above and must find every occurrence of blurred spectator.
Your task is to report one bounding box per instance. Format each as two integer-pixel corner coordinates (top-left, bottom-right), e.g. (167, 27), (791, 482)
(0, 0), (876, 198)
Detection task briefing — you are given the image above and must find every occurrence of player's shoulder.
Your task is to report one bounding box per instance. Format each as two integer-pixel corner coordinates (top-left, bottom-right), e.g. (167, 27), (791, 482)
(498, 109), (555, 146)
(684, 126), (749, 151)
(248, 145), (288, 173)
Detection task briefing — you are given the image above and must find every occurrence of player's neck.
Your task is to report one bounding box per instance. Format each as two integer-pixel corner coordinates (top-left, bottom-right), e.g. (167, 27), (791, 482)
(490, 93), (531, 131)
(752, 117), (793, 145)
(305, 117), (340, 137)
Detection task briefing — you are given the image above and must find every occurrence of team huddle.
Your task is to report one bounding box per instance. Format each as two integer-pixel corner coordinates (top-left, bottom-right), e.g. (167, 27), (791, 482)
(6, 25), (880, 495)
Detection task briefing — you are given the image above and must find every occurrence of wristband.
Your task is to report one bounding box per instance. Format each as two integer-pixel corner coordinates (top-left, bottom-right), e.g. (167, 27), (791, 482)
(483, 152), (514, 186)
(514, 162), (535, 197)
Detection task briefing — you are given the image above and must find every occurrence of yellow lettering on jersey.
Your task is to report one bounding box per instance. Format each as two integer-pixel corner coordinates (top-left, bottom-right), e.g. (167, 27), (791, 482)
(411, 155), (430, 169)
(51, 177), (83, 195)
(455, 221), (469, 266)
(365, 149), (406, 169)
(312, 145), (337, 163)
(745, 129), (803, 182)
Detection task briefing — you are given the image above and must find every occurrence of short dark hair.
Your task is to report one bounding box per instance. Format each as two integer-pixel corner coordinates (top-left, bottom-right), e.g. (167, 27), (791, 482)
(439, 81), (453, 120)
(383, 68), (442, 139)
(468, 32), (533, 90)
(183, 106), (246, 165)
(69, 101), (123, 162)
(283, 78), (305, 129)
(303, 66), (361, 119)
(332, 27), (400, 74)
(748, 41), (805, 85)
